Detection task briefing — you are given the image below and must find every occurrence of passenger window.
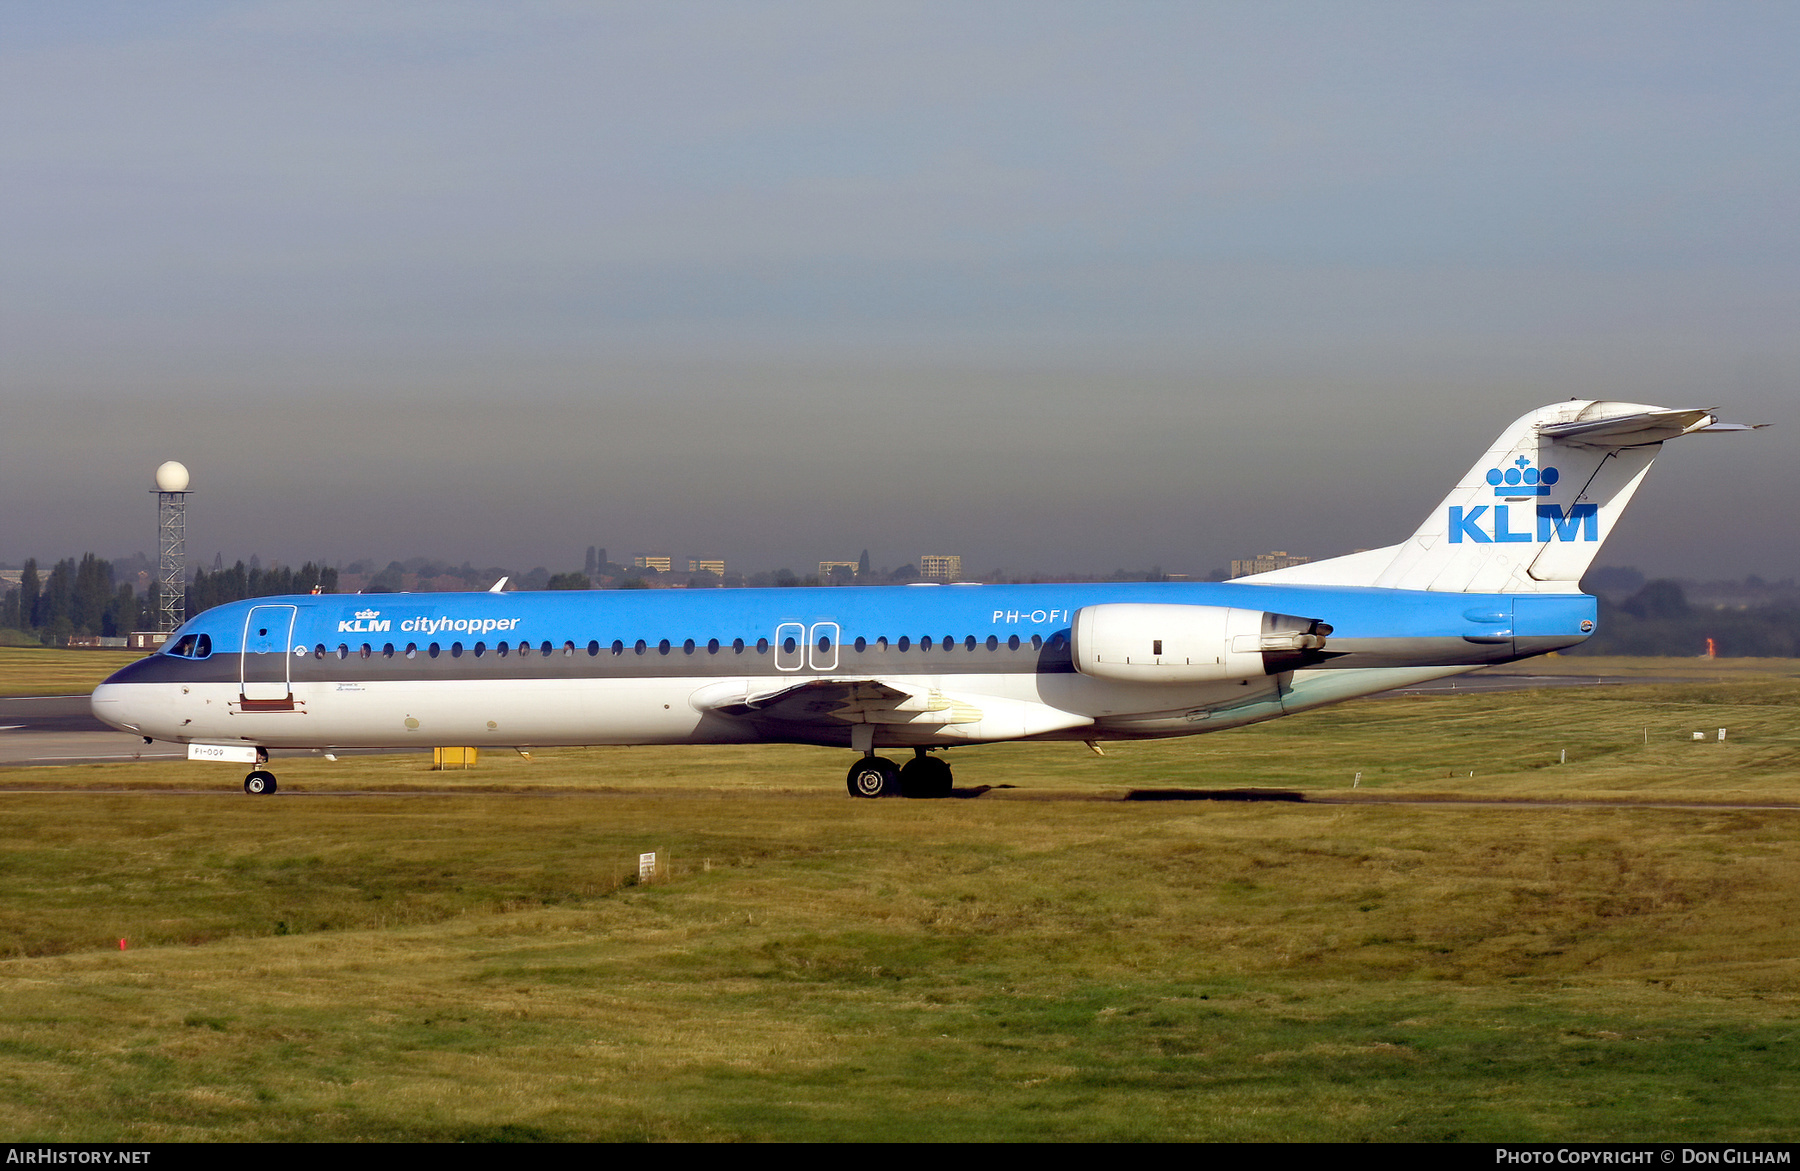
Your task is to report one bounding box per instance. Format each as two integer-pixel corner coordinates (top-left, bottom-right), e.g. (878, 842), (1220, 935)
(1030, 634), (1042, 650)
(756, 638), (769, 654)
(854, 636), (867, 652)
(897, 636), (911, 651)
(707, 638), (720, 654)
(588, 640), (600, 656)
(384, 643), (396, 658)
(337, 644), (349, 660)
(920, 636), (932, 651)
(986, 635), (998, 651)
(658, 639), (671, 655)
(314, 644), (326, 659)
(451, 642), (463, 658)
(404, 643), (417, 658)
(360, 643), (372, 659)
(965, 635), (977, 651)
(429, 643), (440, 658)
(541, 641), (553, 656)
(496, 641), (509, 656)
(634, 640), (647, 655)
(1007, 634), (1019, 651)
(519, 641), (533, 657)
(733, 638), (745, 653)
(782, 636), (797, 654)
(611, 640), (624, 655)
(817, 634), (832, 653)
(473, 642), (485, 657)
(876, 636), (888, 651)
(683, 639), (696, 654)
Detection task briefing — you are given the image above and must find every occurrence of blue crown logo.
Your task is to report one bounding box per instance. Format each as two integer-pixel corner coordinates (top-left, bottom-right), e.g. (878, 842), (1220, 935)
(1486, 456), (1559, 496)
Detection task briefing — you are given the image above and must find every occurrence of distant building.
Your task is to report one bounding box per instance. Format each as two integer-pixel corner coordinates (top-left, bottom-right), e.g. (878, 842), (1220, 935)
(819, 560), (859, 582)
(634, 555), (673, 573)
(688, 559), (725, 575)
(1231, 551), (1310, 579)
(919, 554), (963, 582)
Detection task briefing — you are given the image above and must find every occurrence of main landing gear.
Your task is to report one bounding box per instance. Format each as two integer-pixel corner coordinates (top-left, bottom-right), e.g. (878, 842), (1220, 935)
(845, 749), (953, 799)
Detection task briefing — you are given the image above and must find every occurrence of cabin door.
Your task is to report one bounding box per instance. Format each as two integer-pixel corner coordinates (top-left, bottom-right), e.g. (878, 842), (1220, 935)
(241, 605), (298, 702)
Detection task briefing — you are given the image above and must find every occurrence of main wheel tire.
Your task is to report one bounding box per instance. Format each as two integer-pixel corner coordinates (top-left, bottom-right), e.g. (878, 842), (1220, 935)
(244, 770), (277, 795)
(846, 756), (900, 798)
(900, 755), (953, 798)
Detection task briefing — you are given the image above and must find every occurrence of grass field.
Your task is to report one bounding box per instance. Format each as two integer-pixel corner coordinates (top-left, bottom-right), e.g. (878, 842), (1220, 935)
(0, 646), (144, 696)
(1, 661), (1797, 1140)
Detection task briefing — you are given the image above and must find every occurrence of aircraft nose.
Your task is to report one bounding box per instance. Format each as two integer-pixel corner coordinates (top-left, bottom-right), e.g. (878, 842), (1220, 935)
(90, 683), (142, 734)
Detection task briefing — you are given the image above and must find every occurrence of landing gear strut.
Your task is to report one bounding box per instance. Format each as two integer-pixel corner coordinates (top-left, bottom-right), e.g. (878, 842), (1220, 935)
(244, 770), (277, 795)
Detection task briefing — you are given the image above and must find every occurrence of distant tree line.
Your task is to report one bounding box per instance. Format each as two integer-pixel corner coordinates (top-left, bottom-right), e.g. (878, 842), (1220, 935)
(186, 561), (338, 617)
(0, 556), (342, 646)
(1, 555), (149, 645)
(1570, 579), (1800, 657)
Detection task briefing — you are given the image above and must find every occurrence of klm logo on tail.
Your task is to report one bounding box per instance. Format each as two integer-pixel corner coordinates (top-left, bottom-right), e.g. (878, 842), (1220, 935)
(1486, 455), (1558, 495)
(1449, 457), (1597, 544)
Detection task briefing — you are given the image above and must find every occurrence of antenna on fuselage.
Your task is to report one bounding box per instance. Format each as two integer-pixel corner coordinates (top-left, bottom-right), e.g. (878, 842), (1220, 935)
(488, 576), (509, 593)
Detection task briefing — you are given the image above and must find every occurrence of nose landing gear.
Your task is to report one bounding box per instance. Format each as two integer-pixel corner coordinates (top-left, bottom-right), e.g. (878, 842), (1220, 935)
(244, 770), (277, 795)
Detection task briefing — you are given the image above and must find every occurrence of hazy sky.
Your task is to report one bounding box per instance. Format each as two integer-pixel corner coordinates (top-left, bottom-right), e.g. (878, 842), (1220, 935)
(3, 2), (1795, 579)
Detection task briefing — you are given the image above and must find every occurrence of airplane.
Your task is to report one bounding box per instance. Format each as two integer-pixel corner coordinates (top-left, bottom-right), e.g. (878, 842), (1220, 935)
(91, 399), (1756, 798)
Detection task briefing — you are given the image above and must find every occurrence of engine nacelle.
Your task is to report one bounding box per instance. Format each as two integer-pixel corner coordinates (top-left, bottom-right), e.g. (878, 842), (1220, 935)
(1069, 604), (1333, 684)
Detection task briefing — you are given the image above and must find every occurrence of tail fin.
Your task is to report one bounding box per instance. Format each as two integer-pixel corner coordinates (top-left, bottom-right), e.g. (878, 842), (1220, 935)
(1248, 400), (1748, 594)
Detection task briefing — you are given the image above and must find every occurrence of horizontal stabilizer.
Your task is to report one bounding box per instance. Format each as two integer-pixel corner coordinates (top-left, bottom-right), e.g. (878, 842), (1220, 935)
(1535, 408), (1716, 446)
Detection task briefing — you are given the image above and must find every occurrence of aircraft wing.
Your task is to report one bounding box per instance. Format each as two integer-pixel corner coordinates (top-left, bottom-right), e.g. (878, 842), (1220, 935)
(694, 677), (982, 726)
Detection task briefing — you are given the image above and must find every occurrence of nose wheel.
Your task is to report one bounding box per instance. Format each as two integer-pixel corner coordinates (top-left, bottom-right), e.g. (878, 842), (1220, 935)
(244, 770), (278, 795)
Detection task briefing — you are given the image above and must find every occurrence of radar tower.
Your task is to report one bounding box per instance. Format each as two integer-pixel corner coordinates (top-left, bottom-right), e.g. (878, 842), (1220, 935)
(153, 461), (190, 632)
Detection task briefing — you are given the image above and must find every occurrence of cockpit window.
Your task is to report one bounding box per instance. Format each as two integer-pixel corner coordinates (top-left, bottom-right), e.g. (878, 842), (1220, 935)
(164, 633), (212, 659)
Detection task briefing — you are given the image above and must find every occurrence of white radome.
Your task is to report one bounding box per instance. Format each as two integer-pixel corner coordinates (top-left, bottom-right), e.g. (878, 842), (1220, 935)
(154, 461), (190, 493)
